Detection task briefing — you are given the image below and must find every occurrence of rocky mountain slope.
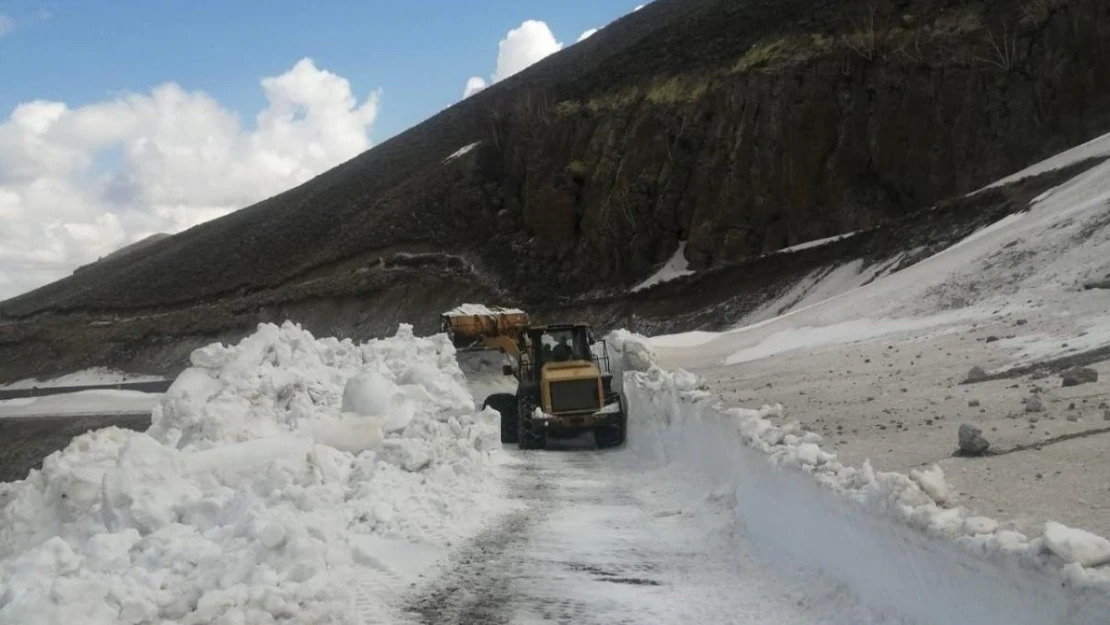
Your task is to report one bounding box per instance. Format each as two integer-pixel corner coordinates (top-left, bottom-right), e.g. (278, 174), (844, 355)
(2, 0), (1109, 380)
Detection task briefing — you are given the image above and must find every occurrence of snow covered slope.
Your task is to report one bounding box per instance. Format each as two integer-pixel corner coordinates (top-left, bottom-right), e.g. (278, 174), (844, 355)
(632, 242), (695, 292)
(652, 131), (1110, 369)
(0, 322), (506, 624)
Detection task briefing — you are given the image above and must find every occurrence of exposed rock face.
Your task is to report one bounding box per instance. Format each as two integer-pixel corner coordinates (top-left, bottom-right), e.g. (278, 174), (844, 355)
(1, 0), (1109, 380)
(966, 366), (988, 383)
(1061, 366), (1098, 387)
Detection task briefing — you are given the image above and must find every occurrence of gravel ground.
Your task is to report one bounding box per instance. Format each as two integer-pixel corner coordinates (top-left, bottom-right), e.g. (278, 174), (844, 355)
(673, 308), (1110, 539)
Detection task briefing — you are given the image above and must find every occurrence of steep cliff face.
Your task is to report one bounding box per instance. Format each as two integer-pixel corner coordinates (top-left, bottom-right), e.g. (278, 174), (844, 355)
(1, 0), (1108, 380)
(474, 0), (1110, 298)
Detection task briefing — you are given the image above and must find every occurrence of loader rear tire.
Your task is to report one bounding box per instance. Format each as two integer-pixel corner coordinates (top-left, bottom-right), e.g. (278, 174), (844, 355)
(483, 393), (519, 444)
(517, 393), (546, 450)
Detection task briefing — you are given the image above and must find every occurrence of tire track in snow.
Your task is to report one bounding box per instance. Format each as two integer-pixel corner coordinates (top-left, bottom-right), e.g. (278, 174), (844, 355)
(399, 444), (894, 625)
(401, 454), (555, 624)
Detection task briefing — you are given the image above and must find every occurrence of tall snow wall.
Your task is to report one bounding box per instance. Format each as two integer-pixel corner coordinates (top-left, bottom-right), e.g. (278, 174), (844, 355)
(621, 361), (1110, 625)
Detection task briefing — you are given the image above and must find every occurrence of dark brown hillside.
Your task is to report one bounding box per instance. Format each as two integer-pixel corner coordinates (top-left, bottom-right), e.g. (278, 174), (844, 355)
(1, 0), (1109, 381)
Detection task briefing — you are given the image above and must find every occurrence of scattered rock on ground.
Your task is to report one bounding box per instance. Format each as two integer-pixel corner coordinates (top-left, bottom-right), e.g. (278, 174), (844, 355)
(1023, 395), (1045, 412)
(966, 366), (988, 383)
(958, 424), (990, 456)
(1082, 278), (1110, 290)
(968, 399), (980, 407)
(1061, 366), (1098, 387)
(1104, 409), (1110, 421)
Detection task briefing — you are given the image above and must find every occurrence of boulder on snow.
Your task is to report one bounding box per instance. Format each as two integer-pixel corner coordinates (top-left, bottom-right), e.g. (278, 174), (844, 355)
(1023, 395), (1044, 413)
(1061, 366), (1098, 387)
(957, 424), (990, 456)
(965, 366), (988, 383)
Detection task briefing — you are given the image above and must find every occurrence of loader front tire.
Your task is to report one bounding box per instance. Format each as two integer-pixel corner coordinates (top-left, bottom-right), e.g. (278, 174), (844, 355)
(517, 392), (546, 450)
(595, 394), (626, 449)
(483, 393), (519, 444)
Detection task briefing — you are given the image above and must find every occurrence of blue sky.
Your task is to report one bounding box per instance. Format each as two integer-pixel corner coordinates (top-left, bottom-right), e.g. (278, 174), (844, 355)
(0, 0), (638, 141)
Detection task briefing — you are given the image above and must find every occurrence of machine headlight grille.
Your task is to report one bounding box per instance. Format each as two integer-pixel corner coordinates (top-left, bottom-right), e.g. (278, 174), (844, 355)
(549, 379), (600, 413)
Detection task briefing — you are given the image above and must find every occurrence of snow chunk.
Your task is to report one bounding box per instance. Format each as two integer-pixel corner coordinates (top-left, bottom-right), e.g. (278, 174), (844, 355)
(1043, 522), (1110, 567)
(910, 464), (950, 504)
(964, 516), (1000, 536)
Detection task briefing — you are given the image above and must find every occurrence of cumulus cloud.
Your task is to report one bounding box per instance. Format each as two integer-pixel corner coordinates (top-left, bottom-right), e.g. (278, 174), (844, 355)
(0, 14), (14, 38)
(463, 19), (563, 98)
(0, 58), (380, 300)
(462, 76), (487, 99)
(577, 28), (598, 42)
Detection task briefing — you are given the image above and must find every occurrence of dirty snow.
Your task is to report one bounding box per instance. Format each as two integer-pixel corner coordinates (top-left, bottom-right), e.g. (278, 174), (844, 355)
(0, 368), (165, 390)
(0, 390), (162, 419)
(632, 241), (694, 292)
(770, 230), (860, 254)
(981, 130), (1110, 191)
(0, 322), (506, 624)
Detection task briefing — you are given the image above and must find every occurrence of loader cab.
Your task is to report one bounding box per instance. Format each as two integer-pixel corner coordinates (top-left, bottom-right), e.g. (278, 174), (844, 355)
(518, 325), (597, 380)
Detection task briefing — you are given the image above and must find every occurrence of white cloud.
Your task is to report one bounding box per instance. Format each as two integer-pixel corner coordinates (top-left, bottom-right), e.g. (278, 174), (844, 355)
(463, 19), (563, 98)
(0, 14), (14, 38)
(0, 58), (381, 300)
(462, 76), (487, 99)
(577, 28), (598, 42)
(492, 20), (563, 82)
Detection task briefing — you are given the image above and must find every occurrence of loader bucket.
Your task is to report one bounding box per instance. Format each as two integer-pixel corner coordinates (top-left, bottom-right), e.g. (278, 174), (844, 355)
(441, 305), (529, 352)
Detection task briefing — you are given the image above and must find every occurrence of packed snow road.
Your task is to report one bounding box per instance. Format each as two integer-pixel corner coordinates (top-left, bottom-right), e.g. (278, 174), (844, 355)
(399, 440), (894, 625)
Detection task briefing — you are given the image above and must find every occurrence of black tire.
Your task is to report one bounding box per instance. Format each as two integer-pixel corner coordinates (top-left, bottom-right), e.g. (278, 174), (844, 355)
(483, 393), (519, 444)
(517, 392), (546, 450)
(595, 394), (626, 449)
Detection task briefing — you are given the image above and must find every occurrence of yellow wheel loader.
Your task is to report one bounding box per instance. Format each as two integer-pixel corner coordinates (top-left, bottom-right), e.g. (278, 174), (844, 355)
(441, 307), (626, 450)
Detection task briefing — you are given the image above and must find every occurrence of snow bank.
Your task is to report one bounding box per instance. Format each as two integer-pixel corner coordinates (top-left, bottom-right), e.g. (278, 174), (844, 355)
(623, 359), (1110, 625)
(0, 322), (504, 624)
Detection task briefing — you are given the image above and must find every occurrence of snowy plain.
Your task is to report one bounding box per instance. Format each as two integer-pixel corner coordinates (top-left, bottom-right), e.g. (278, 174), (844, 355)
(0, 368), (165, 390)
